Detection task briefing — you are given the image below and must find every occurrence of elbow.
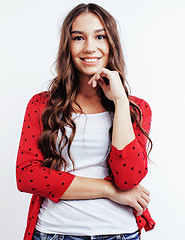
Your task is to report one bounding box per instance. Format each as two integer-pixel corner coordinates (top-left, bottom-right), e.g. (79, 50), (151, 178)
(16, 173), (26, 192)
(114, 171), (148, 190)
(16, 170), (21, 191)
(115, 179), (137, 191)
(110, 154), (148, 190)
(16, 178), (33, 194)
(16, 170), (31, 193)
(17, 181), (24, 192)
(16, 177), (24, 192)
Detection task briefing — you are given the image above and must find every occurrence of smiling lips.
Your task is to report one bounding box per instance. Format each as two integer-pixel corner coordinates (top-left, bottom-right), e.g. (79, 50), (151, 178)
(80, 57), (101, 63)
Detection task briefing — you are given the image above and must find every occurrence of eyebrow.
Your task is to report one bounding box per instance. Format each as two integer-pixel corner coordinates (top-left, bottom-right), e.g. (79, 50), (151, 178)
(70, 28), (105, 35)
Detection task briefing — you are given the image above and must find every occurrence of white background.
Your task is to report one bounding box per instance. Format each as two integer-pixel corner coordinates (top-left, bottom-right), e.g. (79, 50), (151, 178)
(0, 0), (185, 239)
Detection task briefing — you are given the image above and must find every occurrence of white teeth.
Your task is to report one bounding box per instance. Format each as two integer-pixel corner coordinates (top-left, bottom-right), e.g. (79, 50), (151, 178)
(83, 58), (98, 63)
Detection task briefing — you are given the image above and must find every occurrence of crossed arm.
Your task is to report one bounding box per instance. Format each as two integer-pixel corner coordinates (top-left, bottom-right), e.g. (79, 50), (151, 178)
(60, 95), (151, 215)
(16, 92), (151, 216)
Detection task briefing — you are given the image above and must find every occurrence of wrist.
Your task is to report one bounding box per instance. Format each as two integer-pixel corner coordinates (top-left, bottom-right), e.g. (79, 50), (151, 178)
(114, 96), (129, 108)
(103, 181), (116, 199)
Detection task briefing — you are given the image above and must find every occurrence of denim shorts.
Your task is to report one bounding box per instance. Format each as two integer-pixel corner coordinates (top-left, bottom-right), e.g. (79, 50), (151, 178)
(32, 229), (140, 240)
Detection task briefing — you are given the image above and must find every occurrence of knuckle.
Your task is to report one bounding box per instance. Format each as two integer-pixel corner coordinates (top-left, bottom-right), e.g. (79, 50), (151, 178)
(134, 186), (139, 192)
(137, 188), (142, 195)
(139, 211), (143, 216)
(113, 71), (119, 76)
(137, 209), (143, 216)
(144, 202), (148, 209)
(136, 185), (142, 191)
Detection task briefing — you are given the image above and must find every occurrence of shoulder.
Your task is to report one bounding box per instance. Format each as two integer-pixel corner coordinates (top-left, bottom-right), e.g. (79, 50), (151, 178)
(26, 91), (49, 115)
(28, 91), (49, 104)
(129, 95), (150, 108)
(129, 95), (152, 123)
(129, 95), (152, 113)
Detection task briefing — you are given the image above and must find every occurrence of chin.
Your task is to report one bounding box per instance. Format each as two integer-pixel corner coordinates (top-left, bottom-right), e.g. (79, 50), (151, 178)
(79, 69), (99, 77)
(83, 66), (106, 75)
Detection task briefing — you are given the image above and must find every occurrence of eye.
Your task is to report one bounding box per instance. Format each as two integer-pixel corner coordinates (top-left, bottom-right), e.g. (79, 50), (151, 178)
(96, 35), (106, 40)
(72, 36), (83, 41)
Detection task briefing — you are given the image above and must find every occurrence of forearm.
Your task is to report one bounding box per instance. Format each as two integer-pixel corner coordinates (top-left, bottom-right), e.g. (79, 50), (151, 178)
(109, 97), (147, 190)
(60, 176), (113, 200)
(112, 98), (135, 150)
(61, 176), (150, 216)
(108, 97), (151, 190)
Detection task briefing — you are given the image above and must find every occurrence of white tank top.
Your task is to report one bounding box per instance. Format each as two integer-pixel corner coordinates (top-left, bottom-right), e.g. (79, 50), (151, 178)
(36, 112), (138, 235)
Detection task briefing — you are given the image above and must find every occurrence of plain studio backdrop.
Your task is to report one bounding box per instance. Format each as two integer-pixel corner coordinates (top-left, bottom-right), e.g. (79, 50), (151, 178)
(0, 0), (185, 239)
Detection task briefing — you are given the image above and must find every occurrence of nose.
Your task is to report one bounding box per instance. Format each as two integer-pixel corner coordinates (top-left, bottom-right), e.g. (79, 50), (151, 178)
(83, 38), (97, 53)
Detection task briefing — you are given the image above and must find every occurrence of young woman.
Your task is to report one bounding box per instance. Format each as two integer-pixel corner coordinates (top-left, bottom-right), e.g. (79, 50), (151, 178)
(16, 3), (155, 240)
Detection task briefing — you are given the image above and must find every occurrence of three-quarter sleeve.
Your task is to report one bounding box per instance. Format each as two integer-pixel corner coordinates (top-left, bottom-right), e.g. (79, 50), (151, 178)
(107, 97), (152, 190)
(16, 92), (75, 203)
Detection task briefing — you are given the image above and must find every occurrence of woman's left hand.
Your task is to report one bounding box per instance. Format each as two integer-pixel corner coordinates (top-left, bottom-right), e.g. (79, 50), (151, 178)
(88, 68), (128, 104)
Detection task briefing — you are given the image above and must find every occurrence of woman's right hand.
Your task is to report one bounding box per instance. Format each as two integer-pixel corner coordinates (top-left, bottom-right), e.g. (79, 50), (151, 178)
(107, 183), (150, 216)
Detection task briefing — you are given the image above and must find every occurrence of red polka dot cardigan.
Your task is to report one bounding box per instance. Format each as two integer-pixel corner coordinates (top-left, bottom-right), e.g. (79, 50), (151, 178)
(16, 92), (155, 240)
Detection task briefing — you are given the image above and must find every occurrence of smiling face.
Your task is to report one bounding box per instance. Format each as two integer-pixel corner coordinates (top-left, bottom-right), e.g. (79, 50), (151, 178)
(70, 12), (110, 79)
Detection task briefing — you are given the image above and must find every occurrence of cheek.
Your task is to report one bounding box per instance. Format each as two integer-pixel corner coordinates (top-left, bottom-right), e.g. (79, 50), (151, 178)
(103, 47), (109, 63)
(70, 42), (79, 59)
(70, 46), (75, 59)
(103, 46), (110, 66)
(102, 43), (109, 57)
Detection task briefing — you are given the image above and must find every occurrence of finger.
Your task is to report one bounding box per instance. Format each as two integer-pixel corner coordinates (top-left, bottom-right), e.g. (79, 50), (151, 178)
(141, 191), (150, 204)
(88, 77), (97, 88)
(97, 68), (112, 80)
(137, 196), (149, 211)
(92, 79), (97, 88)
(132, 201), (144, 216)
(88, 78), (94, 86)
(88, 74), (98, 85)
(88, 73), (101, 88)
(139, 185), (150, 196)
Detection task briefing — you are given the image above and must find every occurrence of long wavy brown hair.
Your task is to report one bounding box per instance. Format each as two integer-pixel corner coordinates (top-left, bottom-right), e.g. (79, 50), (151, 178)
(39, 3), (153, 171)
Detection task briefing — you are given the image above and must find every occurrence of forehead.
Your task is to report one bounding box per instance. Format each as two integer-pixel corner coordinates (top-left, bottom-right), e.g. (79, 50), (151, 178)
(71, 12), (104, 31)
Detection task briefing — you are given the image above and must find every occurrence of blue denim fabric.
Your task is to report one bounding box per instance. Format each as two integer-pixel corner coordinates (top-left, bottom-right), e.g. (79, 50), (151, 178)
(32, 229), (140, 240)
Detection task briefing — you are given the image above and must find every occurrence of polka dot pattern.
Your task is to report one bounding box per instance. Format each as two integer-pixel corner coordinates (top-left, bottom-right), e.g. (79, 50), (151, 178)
(16, 92), (154, 239)
(105, 96), (155, 233)
(16, 92), (75, 240)
(133, 208), (155, 232)
(107, 96), (152, 191)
